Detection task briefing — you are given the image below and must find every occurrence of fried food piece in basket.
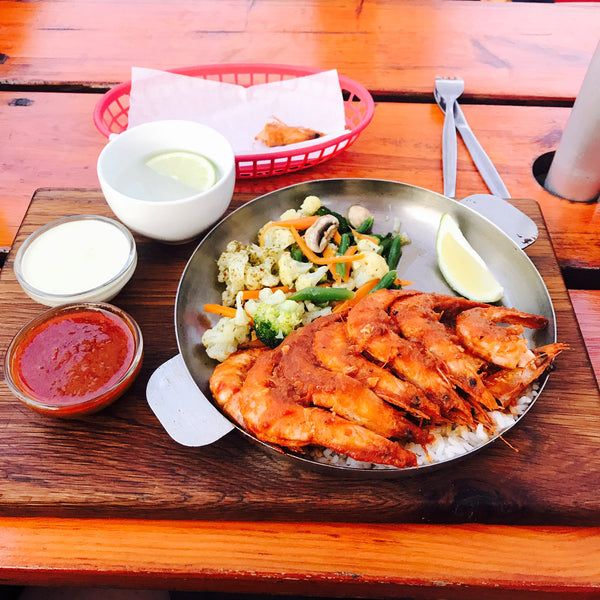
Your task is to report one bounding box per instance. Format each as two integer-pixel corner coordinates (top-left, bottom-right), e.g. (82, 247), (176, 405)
(255, 117), (324, 147)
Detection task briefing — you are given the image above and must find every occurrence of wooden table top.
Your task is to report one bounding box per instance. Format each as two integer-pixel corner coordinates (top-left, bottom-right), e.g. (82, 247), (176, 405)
(2, 0), (600, 596)
(1, 0), (598, 104)
(1, 189), (599, 598)
(3, 95), (600, 278)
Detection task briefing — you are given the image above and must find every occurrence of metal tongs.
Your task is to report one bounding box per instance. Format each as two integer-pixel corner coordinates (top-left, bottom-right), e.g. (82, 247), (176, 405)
(434, 77), (538, 249)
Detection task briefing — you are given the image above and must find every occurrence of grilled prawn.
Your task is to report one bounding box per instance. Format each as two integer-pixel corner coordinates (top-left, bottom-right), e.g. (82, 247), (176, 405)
(456, 306), (548, 369)
(312, 316), (441, 423)
(240, 346), (418, 468)
(485, 343), (568, 407)
(346, 289), (474, 424)
(389, 293), (499, 413)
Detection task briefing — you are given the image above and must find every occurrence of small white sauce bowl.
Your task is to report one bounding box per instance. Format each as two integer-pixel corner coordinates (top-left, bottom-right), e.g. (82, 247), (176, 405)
(97, 120), (236, 243)
(14, 215), (137, 307)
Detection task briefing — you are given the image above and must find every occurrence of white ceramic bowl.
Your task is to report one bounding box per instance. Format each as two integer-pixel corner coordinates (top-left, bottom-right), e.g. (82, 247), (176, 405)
(97, 120), (235, 243)
(14, 215), (137, 307)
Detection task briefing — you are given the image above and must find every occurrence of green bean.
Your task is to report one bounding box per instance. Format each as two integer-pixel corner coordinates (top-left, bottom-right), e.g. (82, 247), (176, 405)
(377, 232), (394, 256)
(290, 243), (305, 262)
(336, 233), (351, 278)
(369, 270), (397, 294)
(356, 216), (374, 234)
(288, 286), (355, 303)
(386, 235), (403, 270)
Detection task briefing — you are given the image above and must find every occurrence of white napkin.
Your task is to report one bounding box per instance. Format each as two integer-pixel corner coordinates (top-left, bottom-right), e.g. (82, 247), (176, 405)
(127, 67), (347, 155)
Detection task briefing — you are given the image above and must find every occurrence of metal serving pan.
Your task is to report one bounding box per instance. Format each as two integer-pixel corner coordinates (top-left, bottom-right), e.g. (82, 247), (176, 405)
(175, 179), (556, 475)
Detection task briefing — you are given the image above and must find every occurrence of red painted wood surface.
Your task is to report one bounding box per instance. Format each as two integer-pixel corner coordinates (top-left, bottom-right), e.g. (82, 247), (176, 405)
(1, 518), (600, 599)
(1, 2), (600, 593)
(3, 93), (599, 274)
(0, 0), (598, 103)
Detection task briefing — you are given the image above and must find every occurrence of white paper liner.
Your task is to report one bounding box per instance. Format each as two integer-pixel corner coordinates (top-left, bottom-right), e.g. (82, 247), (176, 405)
(127, 67), (347, 155)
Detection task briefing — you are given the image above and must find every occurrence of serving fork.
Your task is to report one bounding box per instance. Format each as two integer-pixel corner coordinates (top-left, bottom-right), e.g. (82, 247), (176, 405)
(434, 82), (510, 199)
(434, 76), (464, 198)
(433, 77), (538, 248)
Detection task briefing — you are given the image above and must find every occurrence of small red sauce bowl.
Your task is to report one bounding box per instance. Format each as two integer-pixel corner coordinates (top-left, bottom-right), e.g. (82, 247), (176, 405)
(4, 302), (143, 417)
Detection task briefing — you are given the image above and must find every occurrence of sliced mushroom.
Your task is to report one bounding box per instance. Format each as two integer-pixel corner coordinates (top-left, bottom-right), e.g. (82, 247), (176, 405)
(304, 214), (339, 253)
(347, 204), (373, 229)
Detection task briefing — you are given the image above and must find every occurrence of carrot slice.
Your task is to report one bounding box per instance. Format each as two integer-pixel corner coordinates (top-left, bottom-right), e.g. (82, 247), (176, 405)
(332, 279), (379, 313)
(289, 227), (365, 265)
(204, 304), (237, 318)
(323, 246), (342, 283)
(351, 229), (380, 244)
(259, 216), (319, 246)
(240, 286), (291, 300)
(342, 246), (359, 282)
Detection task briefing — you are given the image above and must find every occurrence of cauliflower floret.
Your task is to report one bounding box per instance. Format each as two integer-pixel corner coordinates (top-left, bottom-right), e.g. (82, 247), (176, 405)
(202, 291), (251, 361)
(259, 288), (288, 304)
(217, 240), (282, 305)
(356, 238), (380, 253)
(202, 316), (251, 362)
(217, 241), (248, 301)
(301, 304), (333, 325)
(278, 252), (313, 287)
(294, 265), (329, 290)
(352, 239), (390, 288)
(300, 195), (322, 215)
(277, 195), (322, 221)
(261, 226), (295, 252)
(245, 257), (280, 291)
(279, 208), (302, 221)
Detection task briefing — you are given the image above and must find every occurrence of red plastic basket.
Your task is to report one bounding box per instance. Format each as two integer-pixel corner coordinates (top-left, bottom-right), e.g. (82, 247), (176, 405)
(93, 63), (374, 179)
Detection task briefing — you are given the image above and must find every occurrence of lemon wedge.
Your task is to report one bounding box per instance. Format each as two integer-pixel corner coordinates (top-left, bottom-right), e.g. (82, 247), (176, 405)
(145, 150), (217, 192)
(436, 213), (504, 302)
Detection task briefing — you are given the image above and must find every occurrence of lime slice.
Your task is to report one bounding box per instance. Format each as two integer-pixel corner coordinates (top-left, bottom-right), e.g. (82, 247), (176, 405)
(145, 151), (217, 192)
(436, 213), (504, 302)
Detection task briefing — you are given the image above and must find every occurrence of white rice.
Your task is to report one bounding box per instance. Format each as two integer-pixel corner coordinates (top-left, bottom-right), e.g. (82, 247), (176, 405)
(307, 382), (540, 470)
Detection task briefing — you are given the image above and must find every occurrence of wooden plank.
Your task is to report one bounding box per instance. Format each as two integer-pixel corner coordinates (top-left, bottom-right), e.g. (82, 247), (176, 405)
(1, 518), (600, 598)
(569, 289), (600, 382)
(1, 92), (599, 274)
(0, 189), (598, 526)
(0, 0), (598, 103)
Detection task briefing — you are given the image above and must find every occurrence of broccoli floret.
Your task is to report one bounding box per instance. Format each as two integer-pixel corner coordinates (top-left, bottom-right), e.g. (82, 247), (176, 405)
(253, 299), (304, 348)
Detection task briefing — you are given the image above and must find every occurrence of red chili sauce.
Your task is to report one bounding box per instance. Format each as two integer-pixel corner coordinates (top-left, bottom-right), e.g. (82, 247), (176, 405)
(13, 308), (135, 407)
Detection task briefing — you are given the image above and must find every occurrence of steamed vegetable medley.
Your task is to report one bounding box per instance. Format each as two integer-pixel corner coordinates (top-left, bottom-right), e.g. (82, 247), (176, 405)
(202, 195), (410, 361)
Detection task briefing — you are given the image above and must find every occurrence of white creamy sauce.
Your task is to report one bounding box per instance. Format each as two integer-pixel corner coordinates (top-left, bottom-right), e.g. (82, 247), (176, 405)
(22, 219), (131, 295)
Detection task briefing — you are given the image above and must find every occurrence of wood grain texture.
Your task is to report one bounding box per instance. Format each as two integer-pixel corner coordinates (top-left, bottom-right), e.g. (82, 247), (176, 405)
(1, 518), (600, 598)
(0, 0), (598, 103)
(2, 93), (600, 275)
(0, 190), (598, 527)
(569, 289), (600, 382)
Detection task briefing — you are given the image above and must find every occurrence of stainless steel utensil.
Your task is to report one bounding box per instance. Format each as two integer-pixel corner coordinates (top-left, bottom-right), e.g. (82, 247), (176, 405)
(434, 77), (464, 198)
(460, 194), (539, 249)
(434, 80), (539, 248)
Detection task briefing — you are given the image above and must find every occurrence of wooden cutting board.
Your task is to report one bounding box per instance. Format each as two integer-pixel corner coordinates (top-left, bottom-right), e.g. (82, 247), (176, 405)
(0, 189), (598, 525)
